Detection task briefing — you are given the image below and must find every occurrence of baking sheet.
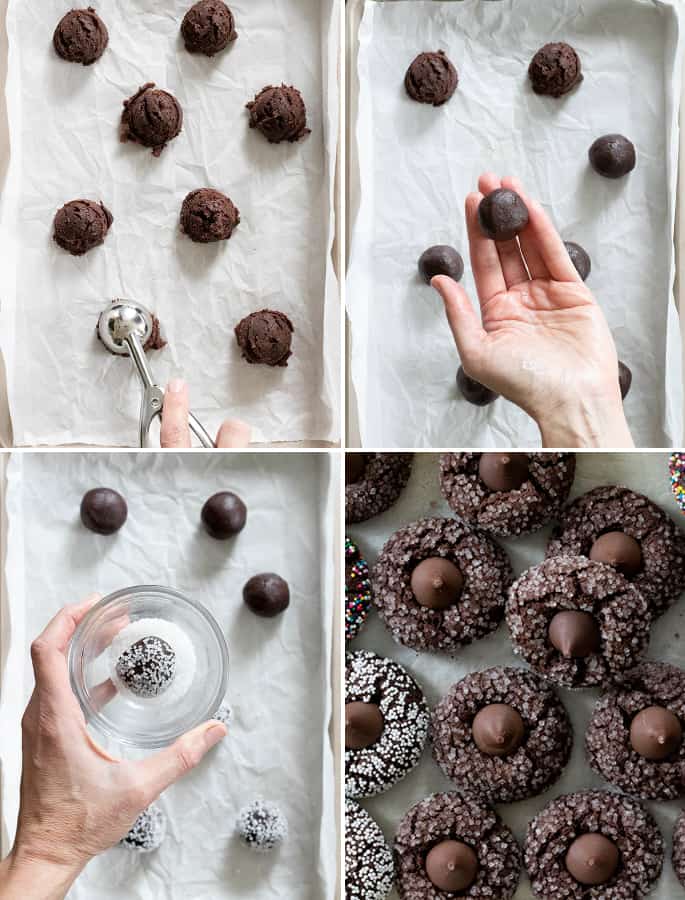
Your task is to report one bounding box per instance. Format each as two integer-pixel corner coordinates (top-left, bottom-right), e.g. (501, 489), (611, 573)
(0, 451), (336, 900)
(0, 0), (339, 447)
(347, 0), (684, 449)
(347, 451), (685, 899)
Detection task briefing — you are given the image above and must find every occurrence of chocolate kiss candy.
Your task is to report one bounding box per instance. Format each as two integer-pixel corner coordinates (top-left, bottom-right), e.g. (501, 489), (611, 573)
(589, 531), (642, 577)
(630, 706), (683, 761)
(425, 840), (478, 892)
(565, 833), (619, 886)
(548, 610), (600, 658)
(472, 703), (525, 757)
(345, 701), (384, 750)
(479, 453), (529, 492)
(410, 557), (464, 610)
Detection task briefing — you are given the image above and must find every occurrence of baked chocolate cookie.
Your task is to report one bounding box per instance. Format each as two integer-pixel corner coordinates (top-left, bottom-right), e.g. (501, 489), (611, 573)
(405, 51), (458, 106)
(395, 792), (521, 899)
(547, 484), (685, 618)
(439, 452), (576, 537)
(524, 790), (663, 899)
(586, 661), (685, 800)
(345, 649), (429, 799)
(346, 537), (372, 642)
(371, 517), (512, 654)
(507, 556), (650, 689)
(674, 810), (685, 890)
(431, 666), (572, 803)
(346, 454), (413, 524)
(345, 800), (394, 900)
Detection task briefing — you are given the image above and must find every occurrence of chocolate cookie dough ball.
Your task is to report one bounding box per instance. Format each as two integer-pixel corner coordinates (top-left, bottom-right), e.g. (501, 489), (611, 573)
(345, 537), (372, 642)
(589, 134), (636, 179)
(524, 791), (663, 899)
(564, 241), (591, 281)
(236, 799), (288, 852)
(432, 666), (572, 804)
(181, 1), (237, 57)
(243, 573), (289, 618)
(457, 367), (499, 406)
(53, 199), (112, 256)
(547, 484), (685, 618)
(674, 811), (685, 890)
(478, 189), (529, 242)
(345, 800), (394, 900)
(345, 649), (429, 798)
(396, 793), (521, 899)
(121, 83), (183, 157)
(120, 804), (167, 853)
(619, 360), (632, 400)
(180, 189), (240, 243)
(507, 555), (651, 689)
(246, 85), (310, 144)
(405, 50), (458, 106)
(587, 661), (685, 800)
(528, 42), (582, 97)
(53, 7), (108, 66)
(418, 245), (464, 284)
(371, 517), (513, 654)
(116, 635), (176, 698)
(201, 491), (247, 539)
(234, 309), (293, 367)
(80, 487), (127, 534)
(440, 452), (576, 537)
(345, 453), (413, 524)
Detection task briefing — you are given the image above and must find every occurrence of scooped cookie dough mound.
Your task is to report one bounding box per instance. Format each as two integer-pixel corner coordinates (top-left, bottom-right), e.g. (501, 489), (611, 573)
(372, 517), (512, 654)
(345, 537), (372, 642)
(586, 661), (685, 800)
(53, 199), (112, 255)
(181, 1), (237, 56)
(120, 803), (167, 853)
(121, 83), (183, 157)
(432, 666), (572, 804)
(180, 189), (240, 243)
(528, 42), (582, 97)
(673, 810), (685, 889)
(439, 452), (576, 537)
(345, 649), (429, 799)
(236, 799), (288, 852)
(547, 484), (685, 618)
(395, 792), (521, 900)
(346, 454), (413, 524)
(405, 51), (458, 106)
(53, 7), (108, 65)
(234, 309), (293, 366)
(506, 556), (650, 689)
(345, 800), (394, 900)
(524, 791), (663, 899)
(246, 85), (310, 143)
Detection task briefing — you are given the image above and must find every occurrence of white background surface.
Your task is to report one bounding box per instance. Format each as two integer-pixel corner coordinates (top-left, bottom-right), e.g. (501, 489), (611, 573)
(348, 451), (685, 899)
(0, 451), (336, 900)
(0, 0), (339, 447)
(347, 0), (684, 449)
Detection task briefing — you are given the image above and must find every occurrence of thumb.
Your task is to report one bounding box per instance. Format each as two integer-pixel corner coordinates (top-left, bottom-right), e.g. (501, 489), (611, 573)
(431, 275), (484, 365)
(134, 721), (227, 804)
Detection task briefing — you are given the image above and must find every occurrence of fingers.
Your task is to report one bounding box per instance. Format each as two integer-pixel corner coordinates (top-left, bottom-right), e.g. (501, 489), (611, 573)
(431, 276), (485, 367)
(465, 192), (506, 303)
(134, 721), (227, 804)
(478, 173), (528, 289)
(501, 176), (549, 280)
(29, 593), (100, 697)
(160, 380), (192, 449)
(216, 419), (251, 448)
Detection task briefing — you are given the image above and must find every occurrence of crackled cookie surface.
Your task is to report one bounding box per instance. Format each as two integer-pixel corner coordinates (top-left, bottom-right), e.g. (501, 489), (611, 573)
(547, 484), (685, 618)
(586, 661), (685, 800)
(431, 666), (572, 803)
(395, 792), (521, 899)
(673, 810), (685, 890)
(345, 800), (394, 900)
(439, 452), (576, 536)
(506, 556), (650, 688)
(345, 649), (429, 799)
(346, 454), (413, 524)
(524, 791), (663, 899)
(372, 517), (512, 653)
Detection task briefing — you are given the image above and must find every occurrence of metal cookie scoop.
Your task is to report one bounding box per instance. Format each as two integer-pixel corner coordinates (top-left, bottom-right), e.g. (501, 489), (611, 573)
(98, 300), (215, 448)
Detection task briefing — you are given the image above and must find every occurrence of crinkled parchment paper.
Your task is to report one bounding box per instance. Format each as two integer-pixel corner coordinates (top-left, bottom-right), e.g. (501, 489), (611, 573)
(348, 0), (683, 448)
(0, 452), (336, 900)
(348, 452), (685, 899)
(0, 0), (339, 446)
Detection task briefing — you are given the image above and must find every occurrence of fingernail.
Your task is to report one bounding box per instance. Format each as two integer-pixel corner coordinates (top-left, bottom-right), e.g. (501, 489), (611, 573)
(167, 378), (186, 394)
(204, 723), (227, 750)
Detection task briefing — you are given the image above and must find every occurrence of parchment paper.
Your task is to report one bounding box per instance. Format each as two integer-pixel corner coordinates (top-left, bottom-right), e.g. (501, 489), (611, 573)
(347, 452), (685, 899)
(0, 451), (336, 900)
(347, 0), (684, 449)
(0, 0), (339, 447)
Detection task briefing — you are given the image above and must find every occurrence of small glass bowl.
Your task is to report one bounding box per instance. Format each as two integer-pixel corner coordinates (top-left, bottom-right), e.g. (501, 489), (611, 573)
(69, 585), (228, 750)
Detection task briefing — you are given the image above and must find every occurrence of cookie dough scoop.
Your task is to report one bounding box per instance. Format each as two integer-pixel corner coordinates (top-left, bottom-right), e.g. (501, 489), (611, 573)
(97, 299), (214, 447)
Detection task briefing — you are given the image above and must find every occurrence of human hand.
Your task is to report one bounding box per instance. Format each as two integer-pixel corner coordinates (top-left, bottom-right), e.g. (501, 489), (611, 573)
(0, 595), (226, 900)
(160, 380), (251, 448)
(432, 173), (634, 449)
